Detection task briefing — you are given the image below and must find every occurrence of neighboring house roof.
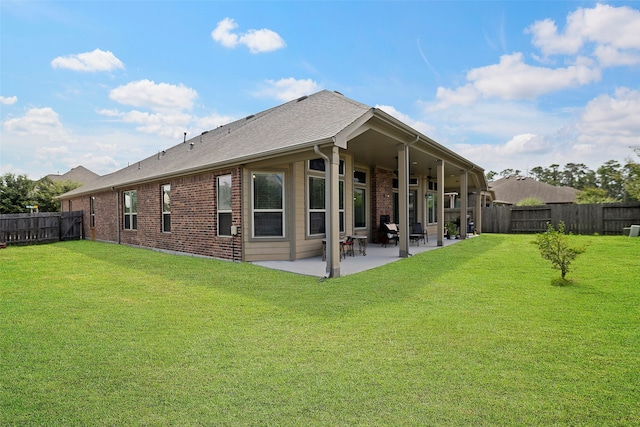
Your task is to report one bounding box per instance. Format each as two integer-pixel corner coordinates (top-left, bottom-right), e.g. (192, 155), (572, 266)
(47, 166), (99, 184)
(489, 175), (578, 205)
(62, 90), (486, 198)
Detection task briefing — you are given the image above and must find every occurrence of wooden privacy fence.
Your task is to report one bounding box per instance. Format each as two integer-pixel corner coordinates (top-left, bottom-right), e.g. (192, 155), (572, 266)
(0, 211), (83, 245)
(481, 203), (640, 235)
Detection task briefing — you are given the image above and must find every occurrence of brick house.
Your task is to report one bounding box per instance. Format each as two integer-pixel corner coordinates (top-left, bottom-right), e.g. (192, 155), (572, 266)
(60, 90), (488, 277)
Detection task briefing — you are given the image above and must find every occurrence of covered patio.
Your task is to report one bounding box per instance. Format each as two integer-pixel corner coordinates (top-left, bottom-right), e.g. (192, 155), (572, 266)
(253, 234), (470, 278)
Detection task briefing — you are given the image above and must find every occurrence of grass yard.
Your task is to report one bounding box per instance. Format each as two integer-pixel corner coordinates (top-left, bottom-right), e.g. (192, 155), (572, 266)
(1, 234), (638, 426)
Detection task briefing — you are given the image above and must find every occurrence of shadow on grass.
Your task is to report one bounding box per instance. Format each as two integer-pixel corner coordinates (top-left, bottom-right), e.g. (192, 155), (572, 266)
(52, 236), (510, 318)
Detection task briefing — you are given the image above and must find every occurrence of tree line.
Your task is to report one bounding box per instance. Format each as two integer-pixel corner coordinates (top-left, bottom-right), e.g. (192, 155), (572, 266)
(486, 147), (640, 204)
(0, 173), (81, 214)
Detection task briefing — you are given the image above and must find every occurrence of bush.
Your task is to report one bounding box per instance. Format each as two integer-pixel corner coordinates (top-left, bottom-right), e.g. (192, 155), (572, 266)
(516, 197), (544, 206)
(534, 221), (585, 281)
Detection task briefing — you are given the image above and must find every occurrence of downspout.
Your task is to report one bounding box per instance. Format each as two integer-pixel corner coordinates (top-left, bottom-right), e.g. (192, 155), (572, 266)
(115, 188), (121, 244)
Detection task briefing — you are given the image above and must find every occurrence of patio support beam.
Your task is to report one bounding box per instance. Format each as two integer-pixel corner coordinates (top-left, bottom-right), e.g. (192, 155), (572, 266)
(475, 192), (482, 234)
(315, 145), (341, 278)
(397, 142), (410, 257)
(460, 169), (468, 239)
(437, 159), (445, 246)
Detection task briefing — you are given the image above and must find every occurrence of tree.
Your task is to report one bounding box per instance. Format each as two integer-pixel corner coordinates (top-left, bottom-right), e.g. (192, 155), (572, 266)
(534, 221), (585, 281)
(623, 146), (640, 201)
(516, 197), (544, 206)
(0, 173), (35, 214)
(486, 171), (498, 182)
(576, 187), (617, 204)
(34, 177), (82, 212)
(597, 160), (624, 201)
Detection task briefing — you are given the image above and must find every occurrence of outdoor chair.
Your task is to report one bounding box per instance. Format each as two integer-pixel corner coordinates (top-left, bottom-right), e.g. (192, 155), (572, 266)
(382, 223), (399, 247)
(409, 222), (428, 246)
(343, 236), (355, 257)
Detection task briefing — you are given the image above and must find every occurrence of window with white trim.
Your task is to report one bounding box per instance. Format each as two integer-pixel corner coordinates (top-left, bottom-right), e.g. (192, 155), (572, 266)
(252, 172), (284, 237)
(161, 184), (171, 233)
(307, 159), (345, 236)
(217, 175), (232, 236)
(123, 190), (137, 230)
(90, 196), (95, 228)
(354, 170), (367, 229)
(427, 192), (438, 224)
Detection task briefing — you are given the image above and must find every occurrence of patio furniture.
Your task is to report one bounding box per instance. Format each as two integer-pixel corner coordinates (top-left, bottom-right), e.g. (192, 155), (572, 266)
(347, 235), (368, 255)
(409, 222), (428, 246)
(343, 237), (355, 257)
(321, 238), (346, 260)
(382, 223), (399, 247)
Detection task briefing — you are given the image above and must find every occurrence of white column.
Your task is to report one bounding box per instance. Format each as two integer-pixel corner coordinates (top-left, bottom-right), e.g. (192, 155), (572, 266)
(398, 144), (409, 257)
(326, 146), (341, 277)
(437, 160), (445, 246)
(460, 170), (468, 239)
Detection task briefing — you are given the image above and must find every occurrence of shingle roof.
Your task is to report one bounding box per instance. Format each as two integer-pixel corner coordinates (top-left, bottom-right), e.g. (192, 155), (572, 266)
(62, 90), (371, 197)
(489, 176), (578, 204)
(46, 166), (99, 184)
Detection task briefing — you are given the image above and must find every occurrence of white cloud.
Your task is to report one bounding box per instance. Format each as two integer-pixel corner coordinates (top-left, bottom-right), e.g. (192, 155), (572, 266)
(109, 80), (198, 112)
(196, 112), (236, 130)
(51, 48), (124, 72)
(0, 96), (18, 105)
(3, 107), (70, 141)
(527, 4), (640, 65)
(472, 53), (600, 99)
(576, 87), (640, 154)
(255, 78), (319, 102)
(375, 105), (435, 135)
(211, 17), (285, 53)
(99, 109), (194, 140)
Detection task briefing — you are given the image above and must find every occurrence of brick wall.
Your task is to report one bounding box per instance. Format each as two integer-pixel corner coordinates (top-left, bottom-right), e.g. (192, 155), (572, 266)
(64, 167), (242, 260)
(370, 167), (394, 242)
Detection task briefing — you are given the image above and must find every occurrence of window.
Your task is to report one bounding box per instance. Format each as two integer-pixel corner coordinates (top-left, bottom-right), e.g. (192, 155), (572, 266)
(309, 158), (344, 174)
(123, 190), (137, 230)
(161, 184), (171, 232)
(354, 170), (367, 229)
(217, 175), (232, 236)
(307, 162), (345, 236)
(90, 196), (95, 228)
(427, 193), (438, 224)
(252, 173), (284, 237)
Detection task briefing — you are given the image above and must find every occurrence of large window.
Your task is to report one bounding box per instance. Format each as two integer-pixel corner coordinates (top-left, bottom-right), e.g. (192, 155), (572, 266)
(217, 175), (232, 236)
(307, 159), (344, 235)
(354, 170), (367, 229)
(123, 190), (137, 230)
(252, 172), (284, 237)
(427, 192), (438, 224)
(161, 184), (171, 233)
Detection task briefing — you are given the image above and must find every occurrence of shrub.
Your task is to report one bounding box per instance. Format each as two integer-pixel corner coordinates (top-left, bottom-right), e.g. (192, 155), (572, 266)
(534, 221), (585, 281)
(516, 197), (544, 206)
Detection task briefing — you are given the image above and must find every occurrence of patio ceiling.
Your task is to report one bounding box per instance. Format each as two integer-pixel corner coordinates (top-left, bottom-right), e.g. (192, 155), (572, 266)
(346, 123), (485, 193)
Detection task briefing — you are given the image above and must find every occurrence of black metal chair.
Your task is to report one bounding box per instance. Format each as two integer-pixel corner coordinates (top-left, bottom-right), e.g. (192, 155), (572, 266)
(409, 222), (428, 246)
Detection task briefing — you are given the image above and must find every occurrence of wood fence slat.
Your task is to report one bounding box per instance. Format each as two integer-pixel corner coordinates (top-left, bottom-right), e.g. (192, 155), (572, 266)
(0, 211), (83, 245)
(481, 203), (640, 235)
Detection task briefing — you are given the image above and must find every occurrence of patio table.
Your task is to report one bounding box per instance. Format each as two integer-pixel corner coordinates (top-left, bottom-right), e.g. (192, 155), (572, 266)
(347, 235), (367, 255)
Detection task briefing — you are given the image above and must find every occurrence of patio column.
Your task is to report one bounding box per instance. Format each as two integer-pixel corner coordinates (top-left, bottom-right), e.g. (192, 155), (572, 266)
(397, 143), (409, 257)
(437, 159), (445, 246)
(326, 145), (341, 277)
(460, 169), (468, 239)
(475, 192), (482, 234)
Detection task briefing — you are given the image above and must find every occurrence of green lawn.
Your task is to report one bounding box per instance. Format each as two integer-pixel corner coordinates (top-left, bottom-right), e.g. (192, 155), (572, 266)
(1, 235), (638, 426)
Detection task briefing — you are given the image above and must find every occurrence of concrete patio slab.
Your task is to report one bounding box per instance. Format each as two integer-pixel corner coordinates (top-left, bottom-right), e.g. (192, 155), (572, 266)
(252, 235), (469, 278)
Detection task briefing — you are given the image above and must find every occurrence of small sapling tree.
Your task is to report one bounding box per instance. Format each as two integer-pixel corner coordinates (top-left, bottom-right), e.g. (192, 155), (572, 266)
(534, 221), (585, 282)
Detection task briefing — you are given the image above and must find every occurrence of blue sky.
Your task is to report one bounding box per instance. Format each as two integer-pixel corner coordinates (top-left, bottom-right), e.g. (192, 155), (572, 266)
(1, 1), (639, 179)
